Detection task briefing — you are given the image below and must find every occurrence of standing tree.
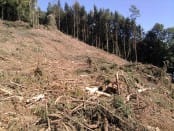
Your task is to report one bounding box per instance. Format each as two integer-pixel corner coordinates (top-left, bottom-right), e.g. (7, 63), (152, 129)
(57, 0), (61, 30)
(72, 1), (80, 38)
(29, 0), (39, 27)
(113, 11), (121, 56)
(79, 6), (87, 42)
(129, 5), (140, 62)
(0, 0), (6, 20)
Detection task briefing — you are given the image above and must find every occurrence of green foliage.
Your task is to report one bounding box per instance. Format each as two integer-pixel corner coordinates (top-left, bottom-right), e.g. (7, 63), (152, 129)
(137, 26), (168, 67)
(32, 105), (47, 122)
(112, 95), (132, 117)
(0, 0), (38, 26)
(129, 5), (140, 20)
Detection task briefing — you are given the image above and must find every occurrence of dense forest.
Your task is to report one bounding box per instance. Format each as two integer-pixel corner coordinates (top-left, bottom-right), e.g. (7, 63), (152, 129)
(0, 0), (174, 69)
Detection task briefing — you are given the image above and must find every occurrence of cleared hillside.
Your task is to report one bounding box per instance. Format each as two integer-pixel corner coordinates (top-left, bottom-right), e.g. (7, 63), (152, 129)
(0, 21), (174, 131)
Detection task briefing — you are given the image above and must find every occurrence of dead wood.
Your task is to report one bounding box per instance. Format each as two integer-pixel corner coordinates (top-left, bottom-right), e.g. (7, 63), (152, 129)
(10, 80), (25, 88)
(55, 111), (94, 131)
(46, 101), (51, 131)
(0, 95), (23, 102)
(119, 74), (131, 94)
(0, 56), (8, 61)
(26, 94), (45, 104)
(104, 116), (109, 131)
(70, 103), (84, 114)
(85, 87), (111, 97)
(84, 123), (98, 130)
(0, 85), (13, 95)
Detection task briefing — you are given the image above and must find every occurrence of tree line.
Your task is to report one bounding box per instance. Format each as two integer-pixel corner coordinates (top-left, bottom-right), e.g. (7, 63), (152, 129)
(0, 0), (39, 27)
(0, 0), (174, 69)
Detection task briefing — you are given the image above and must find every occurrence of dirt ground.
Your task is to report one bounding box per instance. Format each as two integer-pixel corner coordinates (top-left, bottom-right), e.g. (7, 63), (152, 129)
(0, 21), (174, 131)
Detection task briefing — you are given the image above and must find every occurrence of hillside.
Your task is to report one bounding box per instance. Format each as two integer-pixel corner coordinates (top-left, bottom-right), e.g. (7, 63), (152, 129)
(0, 21), (174, 131)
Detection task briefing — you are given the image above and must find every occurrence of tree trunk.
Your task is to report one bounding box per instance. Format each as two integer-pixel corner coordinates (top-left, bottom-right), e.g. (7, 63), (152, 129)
(95, 35), (98, 47)
(66, 16), (68, 34)
(123, 35), (126, 59)
(127, 39), (131, 60)
(115, 29), (120, 56)
(1, 6), (3, 20)
(133, 25), (137, 63)
(58, 8), (60, 30)
(106, 23), (109, 52)
(73, 12), (76, 37)
(99, 36), (101, 49)
(112, 37), (115, 54)
(76, 14), (79, 39)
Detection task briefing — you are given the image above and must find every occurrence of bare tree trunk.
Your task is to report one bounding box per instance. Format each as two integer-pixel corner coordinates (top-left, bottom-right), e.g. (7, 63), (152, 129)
(112, 38), (115, 54)
(29, 0), (34, 27)
(133, 25), (137, 63)
(115, 29), (120, 56)
(76, 14), (79, 39)
(36, 10), (39, 28)
(99, 36), (101, 49)
(58, 7), (60, 30)
(83, 25), (85, 42)
(66, 16), (68, 34)
(95, 35), (98, 47)
(127, 39), (131, 59)
(1, 6), (3, 20)
(82, 25), (84, 41)
(134, 39), (137, 62)
(73, 12), (76, 37)
(115, 33), (120, 56)
(106, 23), (109, 52)
(123, 35), (126, 59)
(86, 27), (88, 42)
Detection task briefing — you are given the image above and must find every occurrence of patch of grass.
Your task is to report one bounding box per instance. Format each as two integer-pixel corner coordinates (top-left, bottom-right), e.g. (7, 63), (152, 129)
(32, 47), (42, 53)
(3, 21), (30, 29)
(32, 106), (47, 122)
(109, 63), (117, 69)
(154, 96), (173, 109)
(76, 68), (92, 75)
(71, 88), (85, 98)
(112, 95), (124, 109)
(99, 63), (117, 74)
(100, 66), (108, 72)
(170, 88), (174, 99)
(112, 95), (132, 118)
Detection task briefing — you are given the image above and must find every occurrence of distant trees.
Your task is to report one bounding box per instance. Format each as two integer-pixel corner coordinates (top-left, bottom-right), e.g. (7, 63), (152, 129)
(0, 0), (38, 27)
(46, 2), (173, 69)
(137, 23), (171, 67)
(1, 1), (174, 69)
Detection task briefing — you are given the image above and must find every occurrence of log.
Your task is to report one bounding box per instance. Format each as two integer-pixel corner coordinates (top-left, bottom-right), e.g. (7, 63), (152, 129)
(0, 85), (13, 95)
(85, 87), (111, 97)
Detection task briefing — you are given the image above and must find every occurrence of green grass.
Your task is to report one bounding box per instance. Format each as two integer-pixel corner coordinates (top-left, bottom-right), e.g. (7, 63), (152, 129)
(112, 95), (132, 118)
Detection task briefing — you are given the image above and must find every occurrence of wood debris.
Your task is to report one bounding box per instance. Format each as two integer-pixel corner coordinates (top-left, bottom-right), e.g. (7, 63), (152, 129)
(85, 87), (111, 97)
(26, 94), (45, 104)
(0, 85), (13, 95)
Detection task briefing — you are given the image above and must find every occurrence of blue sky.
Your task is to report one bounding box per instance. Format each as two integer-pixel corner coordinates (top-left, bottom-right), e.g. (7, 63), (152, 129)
(38, 0), (174, 31)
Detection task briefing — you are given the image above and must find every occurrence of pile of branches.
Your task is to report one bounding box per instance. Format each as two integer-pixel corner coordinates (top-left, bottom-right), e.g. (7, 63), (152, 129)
(35, 95), (147, 131)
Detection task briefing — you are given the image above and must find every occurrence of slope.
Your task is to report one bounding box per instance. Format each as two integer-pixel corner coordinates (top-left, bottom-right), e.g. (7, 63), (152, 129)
(0, 21), (174, 131)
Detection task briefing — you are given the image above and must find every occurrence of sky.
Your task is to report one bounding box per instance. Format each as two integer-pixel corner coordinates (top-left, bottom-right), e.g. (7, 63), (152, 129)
(38, 0), (174, 31)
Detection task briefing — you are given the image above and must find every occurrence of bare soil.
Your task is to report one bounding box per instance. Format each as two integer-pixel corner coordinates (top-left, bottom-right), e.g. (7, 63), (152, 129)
(0, 21), (174, 131)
